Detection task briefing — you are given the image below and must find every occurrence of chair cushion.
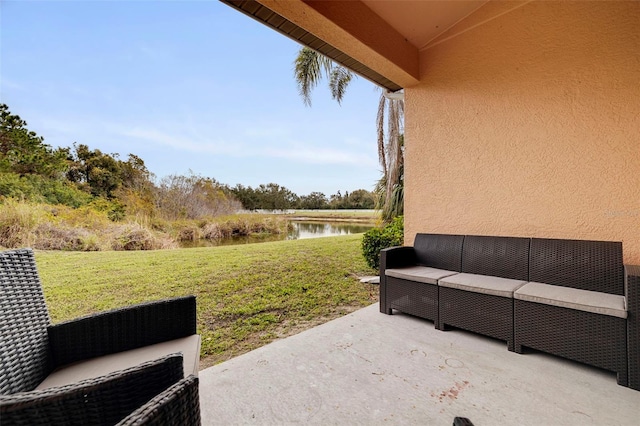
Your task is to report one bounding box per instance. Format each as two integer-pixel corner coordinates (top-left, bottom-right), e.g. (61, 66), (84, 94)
(438, 273), (527, 298)
(2, 355), (184, 426)
(514, 282), (627, 319)
(36, 335), (201, 390)
(385, 266), (458, 285)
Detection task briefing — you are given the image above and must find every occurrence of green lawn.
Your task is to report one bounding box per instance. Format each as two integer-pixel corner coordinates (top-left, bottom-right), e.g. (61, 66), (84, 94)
(36, 234), (378, 368)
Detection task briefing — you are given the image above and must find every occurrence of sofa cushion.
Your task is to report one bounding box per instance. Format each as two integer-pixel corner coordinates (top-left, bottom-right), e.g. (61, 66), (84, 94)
(385, 266), (458, 285)
(36, 335), (201, 390)
(438, 273), (527, 298)
(514, 282), (627, 319)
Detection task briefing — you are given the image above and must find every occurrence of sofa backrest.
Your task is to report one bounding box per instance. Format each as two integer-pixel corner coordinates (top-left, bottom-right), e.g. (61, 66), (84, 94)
(414, 234), (464, 272)
(462, 235), (530, 281)
(0, 249), (53, 394)
(529, 238), (624, 295)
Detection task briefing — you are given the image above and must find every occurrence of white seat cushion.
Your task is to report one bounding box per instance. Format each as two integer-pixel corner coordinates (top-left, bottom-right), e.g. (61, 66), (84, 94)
(439, 273), (527, 298)
(386, 266), (458, 285)
(514, 282), (627, 319)
(36, 334), (201, 390)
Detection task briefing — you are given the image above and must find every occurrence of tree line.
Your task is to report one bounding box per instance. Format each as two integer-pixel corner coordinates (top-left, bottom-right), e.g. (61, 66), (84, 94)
(0, 104), (375, 221)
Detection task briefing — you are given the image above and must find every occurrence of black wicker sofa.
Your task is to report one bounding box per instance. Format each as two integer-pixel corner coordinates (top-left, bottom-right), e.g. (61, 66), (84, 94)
(0, 248), (202, 425)
(380, 234), (640, 390)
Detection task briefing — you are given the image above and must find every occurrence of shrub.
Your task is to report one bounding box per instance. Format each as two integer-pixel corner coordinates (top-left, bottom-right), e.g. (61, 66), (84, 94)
(0, 172), (92, 208)
(361, 216), (404, 270)
(33, 223), (98, 251)
(0, 199), (45, 248)
(111, 224), (177, 251)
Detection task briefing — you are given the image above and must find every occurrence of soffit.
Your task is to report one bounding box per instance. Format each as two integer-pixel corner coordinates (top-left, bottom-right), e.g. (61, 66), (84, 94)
(221, 1), (489, 91)
(361, 0), (488, 50)
(222, 0), (404, 91)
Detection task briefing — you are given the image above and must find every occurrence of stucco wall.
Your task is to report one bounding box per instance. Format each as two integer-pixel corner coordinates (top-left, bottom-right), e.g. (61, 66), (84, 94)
(405, 1), (640, 263)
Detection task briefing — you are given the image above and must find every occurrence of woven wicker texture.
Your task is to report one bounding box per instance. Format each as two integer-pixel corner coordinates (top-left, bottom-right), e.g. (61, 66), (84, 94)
(0, 354), (184, 426)
(386, 276), (438, 325)
(379, 246), (418, 314)
(529, 238), (624, 295)
(461, 235), (530, 281)
(515, 300), (627, 385)
(117, 375), (200, 426)
(0, 249), (53, 395)
(1, 247), (203, 421)
(627, 265), (640, 390)
(439, 287), (515, 351)
(413, 233), (465, 271)
(49, 296), (197, 366)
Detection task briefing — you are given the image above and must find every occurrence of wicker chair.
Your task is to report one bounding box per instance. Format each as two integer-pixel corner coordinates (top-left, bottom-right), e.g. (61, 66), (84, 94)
(117, 374), (200, 426)
(380, 233), (465, 328)
(514, 238), (630, 387)
(438, 235), (530, 352)
(0, 248), (201, 425)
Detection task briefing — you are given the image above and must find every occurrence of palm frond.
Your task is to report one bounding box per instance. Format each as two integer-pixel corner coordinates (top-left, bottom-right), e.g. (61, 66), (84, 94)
(294, 47), (324, 107)
(329, 66), (353, 104)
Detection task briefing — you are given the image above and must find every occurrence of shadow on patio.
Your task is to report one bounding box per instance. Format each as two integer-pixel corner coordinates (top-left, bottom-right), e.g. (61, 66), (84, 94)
(199, 303), (639, 425)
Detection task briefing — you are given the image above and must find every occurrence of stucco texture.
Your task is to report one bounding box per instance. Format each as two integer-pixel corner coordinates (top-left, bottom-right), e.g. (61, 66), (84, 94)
(405, 1), (640, 263)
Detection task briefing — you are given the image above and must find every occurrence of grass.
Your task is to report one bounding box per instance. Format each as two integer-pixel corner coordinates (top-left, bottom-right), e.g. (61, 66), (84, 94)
(35, 234), (378, 368)
(0, 200), (291, 251)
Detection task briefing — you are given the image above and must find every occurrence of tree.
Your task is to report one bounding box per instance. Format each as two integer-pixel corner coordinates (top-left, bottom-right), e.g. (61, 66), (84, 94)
(294, 47), (353, 106)
(293, 48), (404, 221)
(347, 189), (376, 209)
(298, 191), (328, 209)
(0, 104), (68, 178)
(155, 173), (241, 220)
(66, 144), (124, 198)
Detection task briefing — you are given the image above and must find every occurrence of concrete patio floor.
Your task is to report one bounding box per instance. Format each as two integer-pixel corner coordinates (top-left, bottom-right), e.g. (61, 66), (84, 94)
(199, 303), (639, 425)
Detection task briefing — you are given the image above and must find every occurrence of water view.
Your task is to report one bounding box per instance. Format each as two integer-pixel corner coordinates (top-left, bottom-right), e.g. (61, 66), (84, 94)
(288, 221), (373, 240)
(181, 220), (374, 248)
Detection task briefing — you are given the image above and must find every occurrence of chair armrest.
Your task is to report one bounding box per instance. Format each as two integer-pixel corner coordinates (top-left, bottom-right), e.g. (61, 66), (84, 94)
(379, 247), (416, 314)
(380, 246), (417, 273)
(48, 296), (197, 366)
(626, 265), (640, 390)
(116, 375), (200, 426)
(626, 265), (640, 314)
(0, 354), (184, 426)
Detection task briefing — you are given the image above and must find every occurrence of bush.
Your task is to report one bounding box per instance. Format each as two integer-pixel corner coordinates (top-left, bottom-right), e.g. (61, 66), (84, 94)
(0, 172), (92, 208)
(111, 224), (177, 251)
(361, 216), (404, 270)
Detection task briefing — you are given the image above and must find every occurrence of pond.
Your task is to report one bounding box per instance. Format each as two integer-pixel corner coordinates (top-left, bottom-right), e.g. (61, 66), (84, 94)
(180, 220), (375, 248)
(289, 221), (374, 240)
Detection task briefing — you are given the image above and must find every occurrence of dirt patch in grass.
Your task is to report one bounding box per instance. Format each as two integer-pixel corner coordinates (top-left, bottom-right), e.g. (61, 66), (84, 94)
(198, 300), (375, 369)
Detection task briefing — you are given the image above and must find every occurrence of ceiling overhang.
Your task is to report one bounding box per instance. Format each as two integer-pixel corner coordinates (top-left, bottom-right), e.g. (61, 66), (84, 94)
(221, 1), (532, 92)
(221, 0), (415, 92)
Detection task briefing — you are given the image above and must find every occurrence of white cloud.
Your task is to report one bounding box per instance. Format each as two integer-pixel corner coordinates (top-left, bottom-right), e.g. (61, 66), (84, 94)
(121, 125), (377, 167)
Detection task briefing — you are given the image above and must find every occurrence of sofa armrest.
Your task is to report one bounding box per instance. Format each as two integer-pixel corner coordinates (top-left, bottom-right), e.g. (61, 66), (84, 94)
(116, 375), (200, 426)
(48, 296), (197, 367)
(379, 247), (416, 314)
(626, 265), (640, 390)
(0, 354), (184, 426)
(380, 246), (417, 273)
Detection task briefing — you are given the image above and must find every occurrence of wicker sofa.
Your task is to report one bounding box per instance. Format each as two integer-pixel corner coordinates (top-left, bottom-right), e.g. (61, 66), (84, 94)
(380, 234), (639, 390)
(513, 238), (631, 387)
(0, 248), (202, 425)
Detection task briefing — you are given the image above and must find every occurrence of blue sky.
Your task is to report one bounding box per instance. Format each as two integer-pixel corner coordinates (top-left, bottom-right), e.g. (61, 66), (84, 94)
(1, 0), (383, 196)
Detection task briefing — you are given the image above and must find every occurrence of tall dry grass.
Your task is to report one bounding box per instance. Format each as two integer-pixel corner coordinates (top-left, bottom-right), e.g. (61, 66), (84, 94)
(0, 201), (175, 251)
(0, 201), (291, 251)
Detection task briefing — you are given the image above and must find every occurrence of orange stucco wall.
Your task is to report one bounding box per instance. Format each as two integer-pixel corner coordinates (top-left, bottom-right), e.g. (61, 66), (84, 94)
(404, 1), (640, 263)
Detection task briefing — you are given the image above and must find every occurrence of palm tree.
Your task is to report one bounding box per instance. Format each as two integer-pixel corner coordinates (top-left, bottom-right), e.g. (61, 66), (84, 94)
(293, 47), (404, 222)
(294, 47), (353, 106)
(375, 95), (404, 222)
